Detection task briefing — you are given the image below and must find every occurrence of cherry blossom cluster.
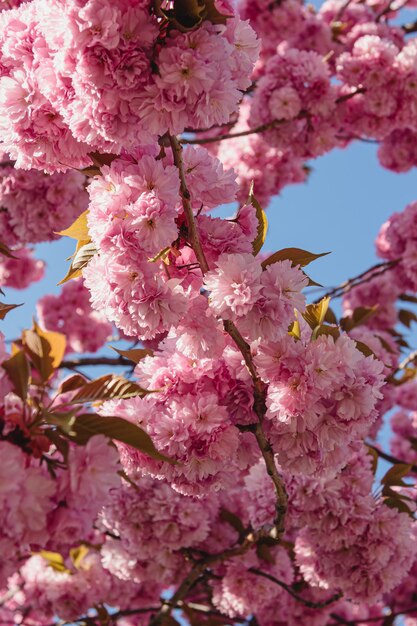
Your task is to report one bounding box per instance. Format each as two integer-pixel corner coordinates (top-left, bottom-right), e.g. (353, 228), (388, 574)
(0, 0), (259, 172)
(0, 160), (88, 247)
(37, 279), (112, 353)
(2, 0), (417, 624)
(0, 246), (45, 289)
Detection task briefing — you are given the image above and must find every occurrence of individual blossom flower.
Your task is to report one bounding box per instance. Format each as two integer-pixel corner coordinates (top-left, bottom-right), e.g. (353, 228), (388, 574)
(204, 252), (263, 318)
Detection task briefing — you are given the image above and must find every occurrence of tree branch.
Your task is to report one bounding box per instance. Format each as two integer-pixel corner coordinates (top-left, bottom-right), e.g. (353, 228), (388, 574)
(148, 535), (264, 626)
(168, 134), (210, 273)
(398, 348), (417, 371)
(403, 19), (417, 34)
(313, 259), (398, 303)
(248, 568), (342, 609)
(366, 442), (417, 474)
(181, 89), (364, 146)
(60, 356), (131, 369)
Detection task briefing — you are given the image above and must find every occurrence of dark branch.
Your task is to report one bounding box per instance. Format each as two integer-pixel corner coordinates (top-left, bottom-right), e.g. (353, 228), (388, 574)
(249, 568), (342, 609)
(366, 442), (417, 474)
(60, 356), (131, 369)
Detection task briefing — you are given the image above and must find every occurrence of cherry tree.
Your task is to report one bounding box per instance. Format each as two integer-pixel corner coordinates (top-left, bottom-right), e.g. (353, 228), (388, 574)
(1, 0), (417, 624)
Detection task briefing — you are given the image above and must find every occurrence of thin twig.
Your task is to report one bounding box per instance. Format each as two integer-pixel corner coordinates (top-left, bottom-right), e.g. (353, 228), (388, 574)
(248, 568), (342, 609)
(60, 356), (131, 369)
(366, 442), (417, 474)
(148, 535), (262, 626)
(398, 348), (417, 371)
(403, 19), (417, 34)
(168, 134), (209, 273)
(181, 89), (363, 146)
(313, 259), (398, 303)
(181, 113), (308, 145)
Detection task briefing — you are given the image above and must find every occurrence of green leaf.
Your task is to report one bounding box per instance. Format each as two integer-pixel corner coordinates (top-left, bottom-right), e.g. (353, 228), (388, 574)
(247, 182), (268, 256)
(261, 248), (330, 270)
(383, 496), (413, 516)
(2, 349), (30, 400)
(398, 308), (417, 329)
(354, 340), (376, 359)
(58, 374), (87, 395)
(340, 306), (378, 332)
(0, 302), (22, 320)
(110, 347), (153, 364)
(46, 412), (175, 464)
(381, 463), (412, 486)
(314, 325), (340, 341)
(69, 374), (153, 404)
(43, 428), (70, 460)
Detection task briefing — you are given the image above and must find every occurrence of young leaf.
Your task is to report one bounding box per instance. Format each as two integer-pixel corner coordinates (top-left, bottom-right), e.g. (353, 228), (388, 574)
(2, 350), (30, 399)
(288, 319), (301, 340)
(46, 412), (175, 464)
(0, 302), (22, 320)
(381, 463), (412, 486)
(38, 550), (71, 574)
(247, 182), (268, 256)
(58, 374), (87, 394)
(148, 246), (171, 263)
(56, 210), (90, 241)
(22, 322), (66, 381)
(110, 347), (153, 363)
(58, 241), (97, 285)
(354, 340), (376, 359)
(302, 297), (331, 330)
(398, 308), (417, 329)
(70, 545), (90, 569)
(399, 293), (417, 304)
(314, 325), (340, 341)
(69, 374), (153, 404)
(261, 248), (330, 270)
(340, 306), (377, 332)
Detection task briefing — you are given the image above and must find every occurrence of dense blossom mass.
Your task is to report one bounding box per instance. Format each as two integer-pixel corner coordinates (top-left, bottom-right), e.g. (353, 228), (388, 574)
(1, 0), (417, 625)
